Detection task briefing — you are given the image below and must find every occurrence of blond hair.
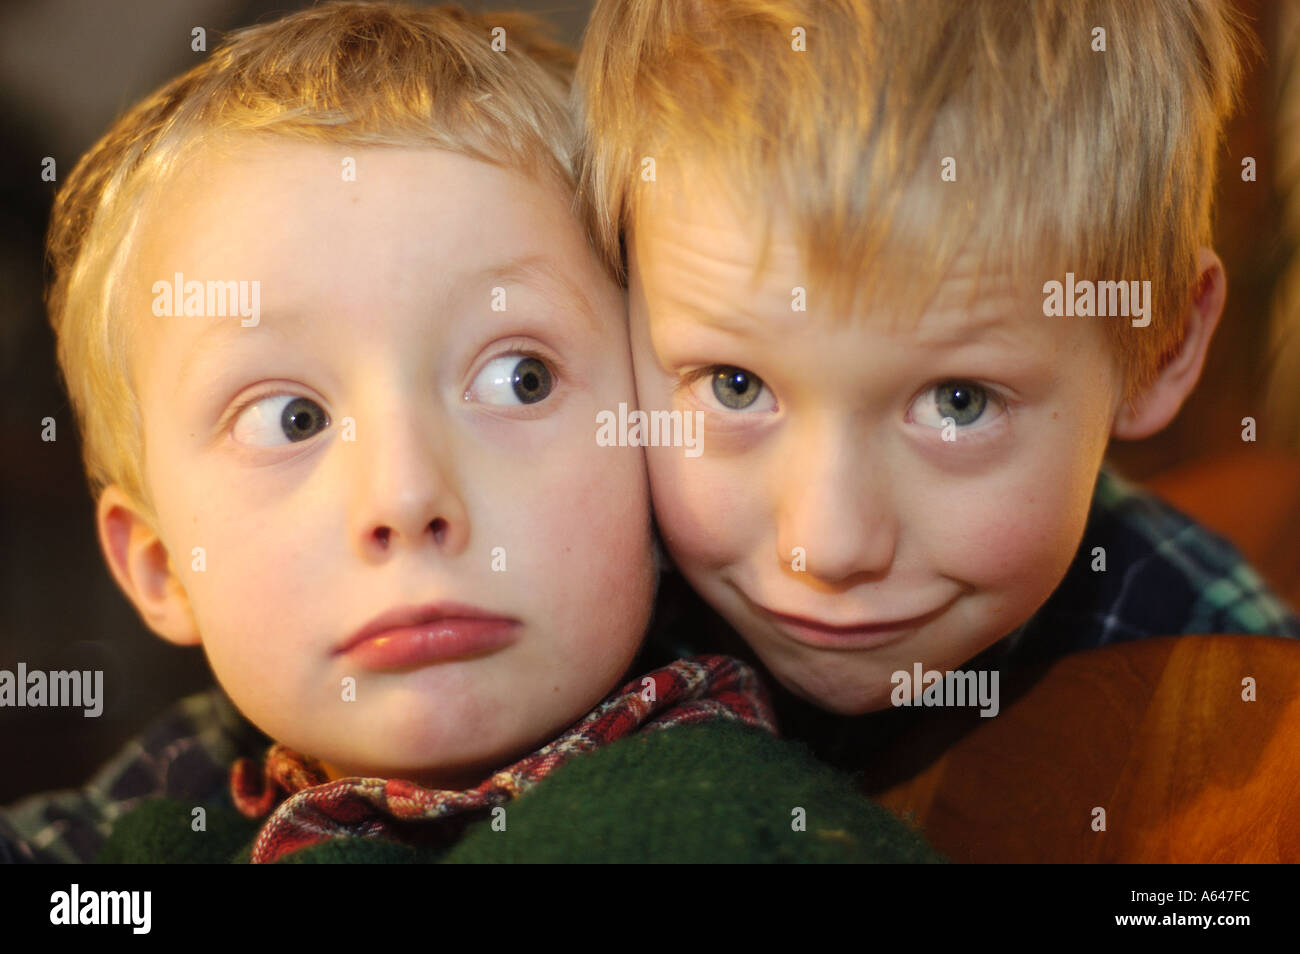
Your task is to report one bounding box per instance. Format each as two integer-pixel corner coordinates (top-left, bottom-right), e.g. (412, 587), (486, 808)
(46, 0), (576, 517)
(575, 0), (1251, 408)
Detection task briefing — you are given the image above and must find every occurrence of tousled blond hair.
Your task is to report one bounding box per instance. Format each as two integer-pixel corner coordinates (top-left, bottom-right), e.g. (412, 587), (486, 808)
(575, 0), (1251, 408)
(46, 0), (576, 518)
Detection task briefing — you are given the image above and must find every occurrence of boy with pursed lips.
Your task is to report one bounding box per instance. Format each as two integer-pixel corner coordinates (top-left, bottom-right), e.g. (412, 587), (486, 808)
(2, 1), (941, 863)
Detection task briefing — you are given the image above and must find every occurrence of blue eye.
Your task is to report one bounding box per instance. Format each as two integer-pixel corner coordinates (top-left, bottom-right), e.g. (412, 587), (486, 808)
(468, 355), (555, 406)
(232, 394), (330, 446)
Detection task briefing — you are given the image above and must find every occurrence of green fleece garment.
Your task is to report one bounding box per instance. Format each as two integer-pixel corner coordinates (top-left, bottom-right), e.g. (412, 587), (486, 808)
(97, 721), (945, 863)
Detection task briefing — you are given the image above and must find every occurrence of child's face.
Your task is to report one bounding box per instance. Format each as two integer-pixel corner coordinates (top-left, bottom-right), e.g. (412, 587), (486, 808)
(628, 172), (1128, 714)
(120, 139), (654, 786)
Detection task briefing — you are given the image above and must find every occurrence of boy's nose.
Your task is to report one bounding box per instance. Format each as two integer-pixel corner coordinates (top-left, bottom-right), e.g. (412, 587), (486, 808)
(775, 430), (896, 585)
(348, 411), (470, 562)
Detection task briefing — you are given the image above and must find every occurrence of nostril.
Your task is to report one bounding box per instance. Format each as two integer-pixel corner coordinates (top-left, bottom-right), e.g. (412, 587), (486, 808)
(430, 517), (448, 546)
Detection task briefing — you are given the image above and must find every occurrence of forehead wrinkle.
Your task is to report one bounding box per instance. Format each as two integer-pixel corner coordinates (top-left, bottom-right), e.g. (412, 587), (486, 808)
(899, 263), (1047, 348)
(648, 280), (775, 340)
(644, 250), (803, 342)
(672, 207), (800, 268)
(908, 309), (1025, 351)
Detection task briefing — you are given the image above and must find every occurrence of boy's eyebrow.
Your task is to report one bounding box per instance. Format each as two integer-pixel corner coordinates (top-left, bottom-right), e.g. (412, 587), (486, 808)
(175, 313), (303, 389)
(173, 254), (605, 388)
(652, 288), (767, 336)
(660, 286), (1026, 349)
(909, 309), (1023, 349)
(453, 253), (604, 333)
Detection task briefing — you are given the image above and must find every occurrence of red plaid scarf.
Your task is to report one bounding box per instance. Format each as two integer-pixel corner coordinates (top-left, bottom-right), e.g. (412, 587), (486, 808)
(230, 654), (775, 863)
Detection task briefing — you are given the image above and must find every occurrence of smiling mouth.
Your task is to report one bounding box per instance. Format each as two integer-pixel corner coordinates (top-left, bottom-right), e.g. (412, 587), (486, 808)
(746, 595), (954, 651)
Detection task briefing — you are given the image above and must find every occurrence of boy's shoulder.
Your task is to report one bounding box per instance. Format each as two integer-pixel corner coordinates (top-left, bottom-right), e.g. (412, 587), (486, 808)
(1, 687), (269, 863)
(98, 720), (945, 864)
(993, 465), (1300, 671)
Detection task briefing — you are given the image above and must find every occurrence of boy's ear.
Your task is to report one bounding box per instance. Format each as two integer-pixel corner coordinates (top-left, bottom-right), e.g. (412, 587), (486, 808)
(96, 485), (201, 647)
(1111, 247), (1226, 440)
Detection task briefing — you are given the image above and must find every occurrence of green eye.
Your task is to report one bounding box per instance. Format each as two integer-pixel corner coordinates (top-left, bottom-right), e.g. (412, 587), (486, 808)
(934, 381), (987, 425)
(711, 367), (764, 410)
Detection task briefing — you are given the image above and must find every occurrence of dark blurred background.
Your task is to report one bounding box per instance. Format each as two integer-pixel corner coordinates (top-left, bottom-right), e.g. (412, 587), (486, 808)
(2, 0), (1297, 803)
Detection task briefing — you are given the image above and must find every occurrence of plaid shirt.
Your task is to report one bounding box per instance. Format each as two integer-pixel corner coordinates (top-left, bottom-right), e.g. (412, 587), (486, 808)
(0, 690), (269, 864)
(5, 466), (1299, 863)
(983, 466), (1300, 672)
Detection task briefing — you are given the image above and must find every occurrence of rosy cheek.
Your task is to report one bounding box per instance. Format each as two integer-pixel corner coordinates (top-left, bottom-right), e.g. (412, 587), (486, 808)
(938, 479), (1087, 592)
(534, 441), (653, 589)
(647, 449), (746, 570)
(180, 491), (314, 630)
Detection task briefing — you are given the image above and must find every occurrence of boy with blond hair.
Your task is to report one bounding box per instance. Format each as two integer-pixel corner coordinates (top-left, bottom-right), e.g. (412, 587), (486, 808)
(2, 1), (942, 863)
(573, 0), (1300, 729)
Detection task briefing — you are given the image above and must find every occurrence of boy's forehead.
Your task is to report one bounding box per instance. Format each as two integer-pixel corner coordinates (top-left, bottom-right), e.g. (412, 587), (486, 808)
(132, 138), (593, 289)
(631, 164), (799, 296)
(125, 139), (617, 370)
(632, 175), (1052, 346)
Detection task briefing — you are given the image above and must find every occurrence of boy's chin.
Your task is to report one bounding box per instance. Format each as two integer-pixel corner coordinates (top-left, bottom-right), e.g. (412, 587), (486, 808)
(761, 653), (900, 716)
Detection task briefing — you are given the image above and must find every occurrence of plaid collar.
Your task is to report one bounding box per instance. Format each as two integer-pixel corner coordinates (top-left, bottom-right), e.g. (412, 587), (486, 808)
(229, 654), (775, 863)
(8, 467), (1299, 864)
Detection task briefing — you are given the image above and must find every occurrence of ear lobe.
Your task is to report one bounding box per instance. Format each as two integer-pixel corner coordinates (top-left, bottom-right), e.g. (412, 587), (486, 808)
(1112, 248), (1226, 440)
(96, 485), (201, 647)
